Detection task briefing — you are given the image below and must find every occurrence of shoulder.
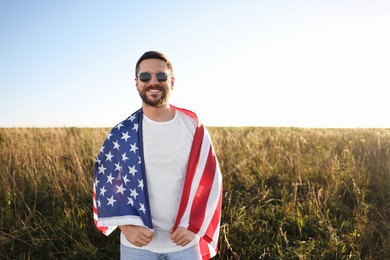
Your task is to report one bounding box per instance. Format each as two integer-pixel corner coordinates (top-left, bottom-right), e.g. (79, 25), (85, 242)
(171, 105), (198, 121)
(171, 105), (203, 125)
(106, 109), (142, 137)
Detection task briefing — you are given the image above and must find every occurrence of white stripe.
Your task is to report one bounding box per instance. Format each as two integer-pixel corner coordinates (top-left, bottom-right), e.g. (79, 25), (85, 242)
(179, 129), (211, 227)
(98, 215), (146, 227)
(101, 226), (117, 236)
(209, 218), (221, 249)
(197, 164), (222, 237)
(207, 241), (217, 258)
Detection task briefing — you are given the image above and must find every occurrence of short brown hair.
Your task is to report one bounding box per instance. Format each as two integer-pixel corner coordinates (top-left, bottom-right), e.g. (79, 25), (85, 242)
(135, 51), (173, 77)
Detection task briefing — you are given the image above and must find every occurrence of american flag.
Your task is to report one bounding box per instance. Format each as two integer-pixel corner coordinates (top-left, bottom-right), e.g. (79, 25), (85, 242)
(93, 106), (222, 259)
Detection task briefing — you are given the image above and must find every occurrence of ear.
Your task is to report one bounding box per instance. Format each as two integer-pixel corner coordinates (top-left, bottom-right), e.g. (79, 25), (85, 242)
(135, 77), (139, 91)
(170, 76), (175, 90)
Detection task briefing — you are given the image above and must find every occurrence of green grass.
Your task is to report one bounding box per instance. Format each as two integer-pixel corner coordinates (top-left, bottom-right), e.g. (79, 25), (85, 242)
(1, 127), (389, 259)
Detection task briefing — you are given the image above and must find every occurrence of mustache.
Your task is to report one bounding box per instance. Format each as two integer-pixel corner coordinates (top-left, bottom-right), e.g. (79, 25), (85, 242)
(145, 84), (165, 91)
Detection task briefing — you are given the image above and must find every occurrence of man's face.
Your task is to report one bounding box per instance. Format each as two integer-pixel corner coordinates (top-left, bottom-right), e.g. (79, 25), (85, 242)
(135, 59), (174, 108)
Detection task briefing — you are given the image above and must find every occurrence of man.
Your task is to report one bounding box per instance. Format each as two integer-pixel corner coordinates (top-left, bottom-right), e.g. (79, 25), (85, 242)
(93, 51), (223, 259)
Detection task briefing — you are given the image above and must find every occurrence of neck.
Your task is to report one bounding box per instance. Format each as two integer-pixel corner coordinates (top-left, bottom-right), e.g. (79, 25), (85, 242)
(142, 104), (175, 122)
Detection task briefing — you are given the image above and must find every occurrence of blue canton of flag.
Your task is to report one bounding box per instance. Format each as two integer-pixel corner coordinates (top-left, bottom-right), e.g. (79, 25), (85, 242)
(93, 109), (153, 231)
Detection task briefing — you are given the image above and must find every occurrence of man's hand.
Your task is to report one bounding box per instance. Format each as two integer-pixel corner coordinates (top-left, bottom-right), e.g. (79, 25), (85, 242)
(119, 225), (154, 247)
(170, 226), (195, 246)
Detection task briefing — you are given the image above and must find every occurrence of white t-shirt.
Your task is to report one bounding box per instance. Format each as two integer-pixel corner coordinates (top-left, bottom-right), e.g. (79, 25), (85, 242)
(120, 109), (200, 253)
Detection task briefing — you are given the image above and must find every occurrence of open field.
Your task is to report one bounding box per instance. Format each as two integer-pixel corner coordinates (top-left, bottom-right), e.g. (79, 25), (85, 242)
(1, 127), (389, 259)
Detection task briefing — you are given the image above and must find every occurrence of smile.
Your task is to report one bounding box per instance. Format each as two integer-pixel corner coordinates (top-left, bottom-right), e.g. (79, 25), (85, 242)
(147, 89), (162, 94)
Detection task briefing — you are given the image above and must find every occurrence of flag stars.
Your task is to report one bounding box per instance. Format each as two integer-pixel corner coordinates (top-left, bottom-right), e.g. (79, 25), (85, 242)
(105, 151), (114, 162)
(130, 142), (139, 154)
(121, 131), (131, 142)
(132, 123), (139, 132)
(122, 174), (130, 185)
(128, 114), (136, 122)
(107, 173), (115, 184)
(116, 122), (124, 130)
(130, 188), (139, 199)
(138, 179), (144, 190)
(113, 140), (120, 150)
(98, 165), (107, 174)
(122, 152), (129, 162)
(128, 165), (138, 177)
(139, 203), (146, 214)
(94, 111), (156, 229)
(107, 195), (117, 206)
(116, 184), (126, 195)
(100, 186), (107, 196)
(114, 162), (122, 172)
(95, 177), (100, 187)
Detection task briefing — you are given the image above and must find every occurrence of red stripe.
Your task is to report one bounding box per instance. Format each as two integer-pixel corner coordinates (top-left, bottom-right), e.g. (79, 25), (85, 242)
(93, 191), (98, 214)
(204, 187), (222, 244)
(198, 186), (222, 258)
(174, 125), (204, 228)
(199, 238), (211, 260)
(93, 190), (109, 234)
(170, 105), (198, 121)
(93, 191), (97, 215)
(188, 146), (216, 231)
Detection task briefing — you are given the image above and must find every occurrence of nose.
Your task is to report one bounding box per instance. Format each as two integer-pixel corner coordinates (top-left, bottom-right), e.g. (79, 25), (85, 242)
(149, 74), (160, 84)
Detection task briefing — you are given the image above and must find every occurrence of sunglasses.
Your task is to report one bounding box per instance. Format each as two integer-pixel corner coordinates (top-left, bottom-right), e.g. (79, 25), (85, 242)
(138, 72), (169, 83)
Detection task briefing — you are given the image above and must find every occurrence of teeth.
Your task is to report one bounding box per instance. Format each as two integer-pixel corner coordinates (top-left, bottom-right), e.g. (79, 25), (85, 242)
(148, 89), (160, 93)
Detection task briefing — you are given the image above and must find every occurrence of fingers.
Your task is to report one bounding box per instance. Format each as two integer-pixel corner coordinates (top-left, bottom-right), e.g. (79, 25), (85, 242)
(141, 228), (154, 239)
(170, 227), (195, 246)
(120, 225), (195, 247)
(133, 236), (150, 247)
(174, 235), (190, 246)
(119, 225), (154, 247)
(135, 231), (153, 246)
(135, 228), (154, 246)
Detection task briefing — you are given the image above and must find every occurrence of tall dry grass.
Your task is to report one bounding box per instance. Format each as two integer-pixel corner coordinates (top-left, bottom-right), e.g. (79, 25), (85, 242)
(1, 127), (389, 259)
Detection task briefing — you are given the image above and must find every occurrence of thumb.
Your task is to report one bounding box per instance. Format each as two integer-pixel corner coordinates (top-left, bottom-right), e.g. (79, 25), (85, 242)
(170, 225), (180, 234)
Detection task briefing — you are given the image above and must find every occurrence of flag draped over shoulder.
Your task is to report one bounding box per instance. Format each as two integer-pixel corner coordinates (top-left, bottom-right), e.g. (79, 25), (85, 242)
(93, 108), (152, 233)
(93, 106), (223, 259)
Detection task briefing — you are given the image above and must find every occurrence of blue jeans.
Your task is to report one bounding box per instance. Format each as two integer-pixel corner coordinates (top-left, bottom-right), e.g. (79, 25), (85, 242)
(120, 243), (202, 260)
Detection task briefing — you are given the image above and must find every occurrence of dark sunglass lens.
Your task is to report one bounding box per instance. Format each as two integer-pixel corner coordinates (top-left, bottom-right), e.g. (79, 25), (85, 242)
(156, 72), (168, 82)
(139, 72), (151, 82)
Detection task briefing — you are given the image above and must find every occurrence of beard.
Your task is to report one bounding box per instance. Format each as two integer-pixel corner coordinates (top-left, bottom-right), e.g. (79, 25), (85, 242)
(138, 83), (170, 108)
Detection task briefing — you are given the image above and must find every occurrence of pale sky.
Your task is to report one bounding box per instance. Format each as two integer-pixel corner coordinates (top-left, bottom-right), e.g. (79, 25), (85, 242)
(1, 0), (389, 128)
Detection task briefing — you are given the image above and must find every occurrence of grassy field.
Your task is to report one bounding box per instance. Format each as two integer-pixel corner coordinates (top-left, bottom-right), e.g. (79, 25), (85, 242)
(0, 127), (389, 259)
